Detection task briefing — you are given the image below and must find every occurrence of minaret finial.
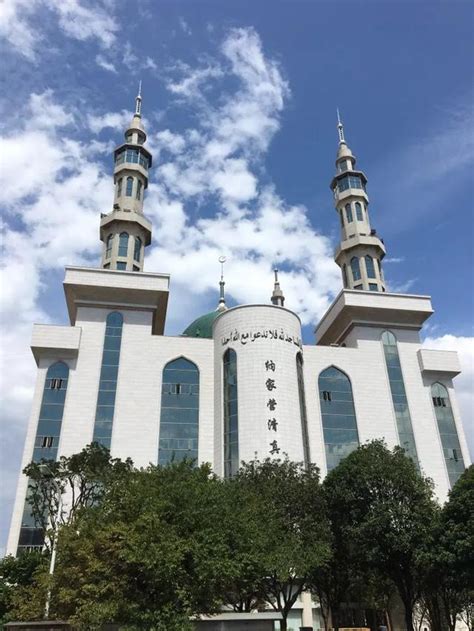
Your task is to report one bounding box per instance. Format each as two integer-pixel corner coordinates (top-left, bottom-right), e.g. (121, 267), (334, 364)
(337, 108), (345, 144)
(217, 256), (227, 311)
(135, 81), (142, 117)
(271, 268), (285, 307)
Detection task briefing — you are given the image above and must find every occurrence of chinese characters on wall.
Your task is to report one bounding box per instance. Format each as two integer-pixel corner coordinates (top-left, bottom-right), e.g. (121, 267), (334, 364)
(265, 359), (281, 455)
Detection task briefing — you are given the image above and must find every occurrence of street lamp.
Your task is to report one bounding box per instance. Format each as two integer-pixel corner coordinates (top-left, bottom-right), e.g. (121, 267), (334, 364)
(38, 463), (62, 619)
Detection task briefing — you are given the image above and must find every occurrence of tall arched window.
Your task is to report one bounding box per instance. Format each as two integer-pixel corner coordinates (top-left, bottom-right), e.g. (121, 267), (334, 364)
(92, 312), (124, 449)
(355, 202), (363, 221)
(381, 331), (419, 468)
(18, 361), (70, 553)
(350, 256), (361, 281)
(223, 349), (238, 477)
(105, 234), (113, 259)
(136, 180), (142, 200)
(339, 210), (344, 228)
(134, 236), (142, 262)
(318, 366), (359, 471)
(125, 176), (133, 197)
(118, 232), (129, 257)
(365, 255), (376, 278)
(431, 382), (465, 487)
(342, 264), (348, 288)
(117, 177), (123, 197)
(345, 203), (353, 223)
(159, 358), (199, 465)
(297, 353), (310, 467)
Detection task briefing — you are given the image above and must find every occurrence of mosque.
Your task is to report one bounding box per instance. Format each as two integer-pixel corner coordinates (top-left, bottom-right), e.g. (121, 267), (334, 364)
(7, 86), (470, 625)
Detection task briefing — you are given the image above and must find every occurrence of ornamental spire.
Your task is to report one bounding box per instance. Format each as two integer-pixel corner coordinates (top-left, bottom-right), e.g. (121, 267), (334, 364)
(135, 80), (142, 117)
(217, 256), (227, 312)
(271, 268), (285, 307)
(337, 108), (345, 144)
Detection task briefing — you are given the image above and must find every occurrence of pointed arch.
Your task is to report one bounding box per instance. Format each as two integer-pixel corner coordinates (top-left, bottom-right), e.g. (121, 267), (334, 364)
(105, 234), (113, 259)
(342, 263), (348, 288)
(223, 348), (238, 477)
(355, 201), (363, 221)
(134, 236), (142, 262)
(118, 232), (129, 257)
(365, 255), (376, 278)
(350, 256), (361, 281)
(159, 356), (200, 465)
(430, 382), (465, 487)
(136, 179), (142, 200)
(318, 365), (359, 471)
(345, 203), (353, 223)
(125, 176), (133, 197)
(117, 177), (123, 197)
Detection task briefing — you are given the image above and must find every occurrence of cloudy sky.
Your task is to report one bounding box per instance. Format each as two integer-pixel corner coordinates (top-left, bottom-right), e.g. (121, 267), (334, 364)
(1, 0), (473, 553)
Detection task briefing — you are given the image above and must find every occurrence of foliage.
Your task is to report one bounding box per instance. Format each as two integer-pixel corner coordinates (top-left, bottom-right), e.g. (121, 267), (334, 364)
(0, 551), (46, 624)
(318, 440), (437, 631)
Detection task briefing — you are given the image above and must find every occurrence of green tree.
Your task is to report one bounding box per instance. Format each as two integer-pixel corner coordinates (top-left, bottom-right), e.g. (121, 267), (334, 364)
(0, 552), (46, 624)
(320, 440), (436, 631)
(229, 459), (331, 631)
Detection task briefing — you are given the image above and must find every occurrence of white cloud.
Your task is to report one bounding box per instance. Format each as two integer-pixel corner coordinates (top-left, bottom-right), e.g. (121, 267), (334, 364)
(384, 257), (405, 264)
(0, 0), (119, 60)
(87, 110), (133, 134)
(96, 53), (117, 73)
(423, 335), (474, 459)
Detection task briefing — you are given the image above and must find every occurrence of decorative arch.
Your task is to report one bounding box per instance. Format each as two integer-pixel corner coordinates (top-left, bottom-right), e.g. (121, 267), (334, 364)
(105, 234), (113, 259)
(136, 179), (143, 200)
(117, 177), (123, 198)
(134, 236), (142, 262)
(345, 203), (353, 223)
(342, 263), (348, 288)
(350, 256), (361, 282)
(431, 382), (465, 487)
(118, 232), (129, 258)
(355, 201), (363, 221)
(125, 176), (133, 196)
(159, 357), (200, 465)
(318, 365), (359, 471)
(223, 348), (238, 477)
(365, 255), (376, 278)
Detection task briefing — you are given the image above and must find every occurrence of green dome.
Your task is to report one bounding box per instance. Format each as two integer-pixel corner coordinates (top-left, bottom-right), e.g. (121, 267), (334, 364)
(182, 310), (221, 339)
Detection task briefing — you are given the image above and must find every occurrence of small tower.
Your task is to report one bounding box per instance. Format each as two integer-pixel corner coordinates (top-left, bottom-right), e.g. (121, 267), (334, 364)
(217, 256), (227, 312)
(100, 83), (153, 272)
(331, 112), (386, 292)
(271, 269), (285, 306)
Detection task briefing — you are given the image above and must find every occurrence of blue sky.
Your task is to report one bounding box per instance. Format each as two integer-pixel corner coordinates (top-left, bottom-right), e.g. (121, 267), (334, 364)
(1, 0), (473, 554)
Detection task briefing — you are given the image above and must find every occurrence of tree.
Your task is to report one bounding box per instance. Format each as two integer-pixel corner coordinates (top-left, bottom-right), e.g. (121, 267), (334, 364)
(320, 440), (437, 631)
(0, 552), (46, 624)
(229, 459), (331, 631)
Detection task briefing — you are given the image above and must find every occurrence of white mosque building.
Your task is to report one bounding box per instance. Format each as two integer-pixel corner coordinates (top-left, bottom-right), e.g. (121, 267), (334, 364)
(7, 88), (470, 572)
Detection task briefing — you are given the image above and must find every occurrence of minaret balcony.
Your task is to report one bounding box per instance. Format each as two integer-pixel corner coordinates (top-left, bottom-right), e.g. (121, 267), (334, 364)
(335, 233), (386, 264)
(100, 209), (152, 245)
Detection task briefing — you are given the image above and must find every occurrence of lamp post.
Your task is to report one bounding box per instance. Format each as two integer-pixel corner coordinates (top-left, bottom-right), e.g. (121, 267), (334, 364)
(39, 463), (62, 619)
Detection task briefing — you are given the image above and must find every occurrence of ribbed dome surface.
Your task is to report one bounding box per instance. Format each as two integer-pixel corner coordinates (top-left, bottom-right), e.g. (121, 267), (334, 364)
(182, 311), (221, 338)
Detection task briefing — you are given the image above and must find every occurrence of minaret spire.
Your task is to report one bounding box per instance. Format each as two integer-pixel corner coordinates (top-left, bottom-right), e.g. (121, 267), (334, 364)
(271, 268), (285, 307)
(99, 86), (153, 273)
(330, 118), (386, 292)
(217, 256), (227, 312)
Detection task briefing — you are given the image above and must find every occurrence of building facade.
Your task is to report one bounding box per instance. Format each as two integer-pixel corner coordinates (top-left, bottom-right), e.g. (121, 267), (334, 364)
(7, 90), (470, 577)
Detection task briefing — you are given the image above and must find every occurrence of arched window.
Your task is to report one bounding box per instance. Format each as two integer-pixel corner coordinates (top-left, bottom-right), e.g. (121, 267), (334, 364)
(381, 331), (419, 468)
(365, 255), (376, 278)
(339, 210), (344, 228)
(431, 382), (465, 487)
(134, 236), (142, 262)
(296, 353), (310, 467)
(136, 179), (142, 200)
(223, 349), (238, 477)
(350, 256), (361, 281)
(159, 357), (200, 465)
(318, 366), (359, 471)
(92, 312), (124, 449)
(117, 177), (123, 197)
(118, 232), (129, 257)
(377, 258), (383, 279)
(18, 361), (70, 553)
(105, 234), (113, 259)
(355, 202), (363, 221)
(342, 264), (348, 288)
(345, 203), (353, 223)
(125, 176), (133, 197)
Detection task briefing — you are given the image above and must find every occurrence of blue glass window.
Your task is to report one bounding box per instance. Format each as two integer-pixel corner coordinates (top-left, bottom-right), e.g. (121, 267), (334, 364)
(18, 361), (69, 554)
(319, 367), (359, 471)
(115, 151), (125, 165)
(297, 353), (310, 467)
(125, 149), (139, 164)
(136, 180), (142, 200)
(345, 203), (353, 223)
(351, 257), (361, 281)
(117, 177), (123, 197)
(365, 255), (376, 278)
(118, 232), (129, 257)
(224, 349), (238, 477)
(134, 237), (142, 262)
(339, 160), (348, 173)
(105, 234), (113, 259)
(159, 357), (199, 465)
(431, 383), (465, 487)
(125, 177), (133, 197)
(369, 283), (378, 291)
(338, 175), (364, 192)
(116, 262), (127, 270)
(381, 331), (419, 468)
(92, 312), (123, 449)
(139, 153), (148, 169)
(355, 202), (363, 221)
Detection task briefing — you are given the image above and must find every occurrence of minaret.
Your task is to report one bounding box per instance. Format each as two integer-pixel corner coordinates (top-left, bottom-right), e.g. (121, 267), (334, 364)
(271, 268), (285, 306)
(331, 112), (386, 292)
(217, 256), (227, 312)
(99, 83), (153, 272)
